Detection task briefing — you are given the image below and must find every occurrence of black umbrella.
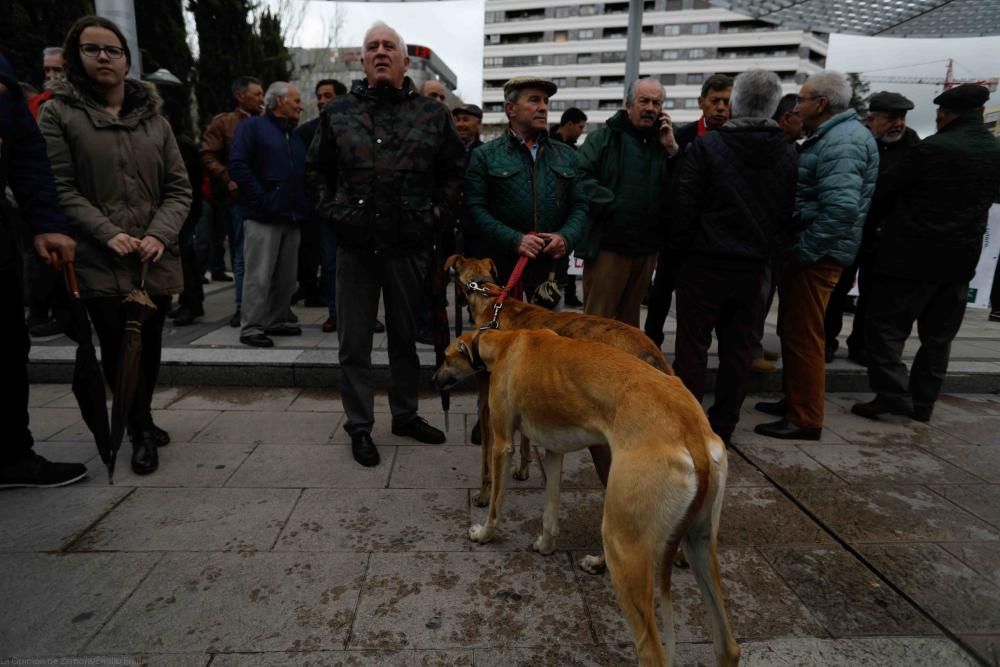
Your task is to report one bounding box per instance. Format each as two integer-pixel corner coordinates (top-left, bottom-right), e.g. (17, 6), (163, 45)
(430, 236), (453, 429)
(108, 263), (158, 483)
(62, 262), (114, 483)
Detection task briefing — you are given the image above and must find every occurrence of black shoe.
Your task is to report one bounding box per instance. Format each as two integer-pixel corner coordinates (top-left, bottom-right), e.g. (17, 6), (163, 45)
(851, 397), (911, 421)
(240, 333), (274, 348)
(989, 310), (1000, 323)
(755, 399), (787, 417)
(392, 416), (446, 444)
(29, 318), (64, 337)
(229, 310), (241, 328)
(416, 329), (434, 345)
(910, 405), (933, 423)
(470, 419), (482, 445)
(264, 324), (302, 336)
(351, 432), (381, 467)
(374, 319), (386, 333)
(212, 271), (234, 282)
(564, 292), (583, 308)
(846, 348), (867, 366)
(824, 346), (835, 363)
(0, 453), (88, 488)
(172, 306), (204, 326)
(167, 303), (183, 318)
(322, 316), (337, 333)
(201, 275), (210, 285)
(285, 309), (299, 324)
(147, 424), (170, 447)
(754, 419), (822, 441)
(131, 437), (159, 475)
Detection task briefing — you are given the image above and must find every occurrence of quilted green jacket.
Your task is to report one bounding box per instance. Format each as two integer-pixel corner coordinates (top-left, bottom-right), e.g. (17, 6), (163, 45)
(465, 130), (590, 254)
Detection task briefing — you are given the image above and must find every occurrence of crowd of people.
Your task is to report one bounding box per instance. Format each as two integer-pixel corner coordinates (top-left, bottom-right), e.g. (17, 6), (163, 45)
(2, 15), (1000, 488)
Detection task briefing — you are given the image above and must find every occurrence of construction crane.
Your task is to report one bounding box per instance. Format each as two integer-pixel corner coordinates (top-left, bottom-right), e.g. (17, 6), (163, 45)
(865, 59), (998, 92)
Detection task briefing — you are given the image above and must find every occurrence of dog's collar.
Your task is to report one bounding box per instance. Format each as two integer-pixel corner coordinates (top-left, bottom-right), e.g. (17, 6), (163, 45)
(469, 328), (490, 372)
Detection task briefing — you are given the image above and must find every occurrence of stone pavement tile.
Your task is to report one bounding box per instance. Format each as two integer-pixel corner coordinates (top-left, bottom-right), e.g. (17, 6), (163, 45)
(760, 546), (935, 637)
(79, 443), (254, 488)
(0, 487), (131, 552)
(170, 386), (302, 412)
(28, 407), (89, 441)
(86, 551), (366, 654)
(150, 385), (197, 409)
(0, 553), (154, 657)
(33, 439), (103, 465)
(468, 489), (603, 553)
(349, 551), (591, 650)
(72, 487), (300, 552)
(790, 485), (1000, 543)
(576, 547), (826, 645)
(726, 451), (771, 487)
(962, 635), (1000, 667)
(193, 411), (340, 445)
(390, 446), (543, 490)
(27, 382), (72, 407)
(276, 489), (469, 552)
(211, 650), (474, 666)
(51, 409), (221, 444)
(822, 413), (963, 448)
(929, 416), (1000, 447)
(226, 445), (392, 489)
(939, 542), (1000, 584)
(67, 656), (208, 666)
(560, 449), (604, 489)
(474, 643), (646, 666)
(719, 487), (832, 548)
(860, 543), (1000, 634)
(330, 415), (464, 446)
(937, 394), (1000, 417)
(736, 637), (977, 666)
(287, 387), (342, 412)
(735, 444), (845, 487)
(919, 445), (1000, 483)
(928, 484), (1000, 528)
(796, 443), (981, 485)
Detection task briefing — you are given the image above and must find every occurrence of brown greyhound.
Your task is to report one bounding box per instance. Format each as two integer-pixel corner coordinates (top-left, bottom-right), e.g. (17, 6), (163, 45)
(432, 329), (740, 667)
(445, 254), (673, 510)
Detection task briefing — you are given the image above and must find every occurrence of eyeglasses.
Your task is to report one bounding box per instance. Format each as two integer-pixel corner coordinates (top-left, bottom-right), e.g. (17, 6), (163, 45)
(795, 95), (826, 104)
(79, 43), (126, 60)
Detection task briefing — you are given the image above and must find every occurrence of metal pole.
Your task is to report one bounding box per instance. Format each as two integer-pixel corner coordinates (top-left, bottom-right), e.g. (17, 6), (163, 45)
(94, 0), (142, 79)
(624, 0), (643, 102)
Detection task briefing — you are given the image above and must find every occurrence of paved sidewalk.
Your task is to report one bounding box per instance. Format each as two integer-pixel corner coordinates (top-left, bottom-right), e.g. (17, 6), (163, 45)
(26, 279), (1000, 392)
(3, 385), (998, 665)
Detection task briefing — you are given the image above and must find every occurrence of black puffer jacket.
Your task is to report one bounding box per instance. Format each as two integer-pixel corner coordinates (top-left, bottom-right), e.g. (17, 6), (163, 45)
(875, 112), (1000, 282)
(669, 118), (798, 264)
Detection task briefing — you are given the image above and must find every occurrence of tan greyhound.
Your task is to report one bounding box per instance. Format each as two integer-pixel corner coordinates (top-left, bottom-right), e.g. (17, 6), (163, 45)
(432, 329), (739, 667)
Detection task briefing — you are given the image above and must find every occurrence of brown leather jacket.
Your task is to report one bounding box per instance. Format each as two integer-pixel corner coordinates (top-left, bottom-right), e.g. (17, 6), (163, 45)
(200, 107), (252, 186)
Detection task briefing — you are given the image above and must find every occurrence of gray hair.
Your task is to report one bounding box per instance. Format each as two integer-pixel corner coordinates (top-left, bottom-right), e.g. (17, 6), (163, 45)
(363, 21), (407, 56)
(626, 78), (666, 107)
(804, 71), (852, 113)
(730, 69), (783, 119)
(264, 82), (292, 109)
(42, 46), (63, 57)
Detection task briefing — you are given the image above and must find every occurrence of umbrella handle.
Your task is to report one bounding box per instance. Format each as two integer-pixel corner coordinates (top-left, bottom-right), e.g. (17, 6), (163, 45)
(140, 261), (149, 290)
(64, 262), (81, 299)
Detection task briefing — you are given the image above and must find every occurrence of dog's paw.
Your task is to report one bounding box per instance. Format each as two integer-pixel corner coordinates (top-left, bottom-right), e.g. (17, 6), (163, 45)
(579, 554), (607, 575)
(469, 523), (495, 543)
(512, 466), (530, 481)
(532, 534), (556, 555)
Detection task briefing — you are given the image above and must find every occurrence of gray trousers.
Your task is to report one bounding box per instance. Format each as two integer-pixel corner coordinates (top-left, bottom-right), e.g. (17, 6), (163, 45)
(241, 219), (300, 336)
(337, 247), (430, 436)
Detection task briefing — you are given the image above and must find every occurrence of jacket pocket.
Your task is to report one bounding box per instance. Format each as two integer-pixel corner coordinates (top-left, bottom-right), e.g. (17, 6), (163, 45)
(398, 195), (434, 248)
(330, 196), (370, 247)
(548, 163), (576, 210)
(485, 162), (524, 214)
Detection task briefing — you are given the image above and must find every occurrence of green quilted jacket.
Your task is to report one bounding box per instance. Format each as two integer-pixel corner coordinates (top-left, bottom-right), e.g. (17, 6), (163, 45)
(465, 130), (590, 254)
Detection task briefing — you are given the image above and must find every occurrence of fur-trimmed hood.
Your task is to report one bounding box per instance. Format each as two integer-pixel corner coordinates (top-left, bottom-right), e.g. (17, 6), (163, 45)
(50, 77), (161, 128)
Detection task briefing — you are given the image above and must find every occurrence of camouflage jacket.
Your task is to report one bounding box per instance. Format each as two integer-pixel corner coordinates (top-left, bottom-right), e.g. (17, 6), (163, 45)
(306, 77), (465, 256)
(465, 129), (590, 255)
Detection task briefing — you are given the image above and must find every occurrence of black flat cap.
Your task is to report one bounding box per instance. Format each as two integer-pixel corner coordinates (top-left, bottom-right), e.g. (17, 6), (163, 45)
(933, 84), (991, 111)
(868, 91), (914, 112)
(452, 103), (483, 120)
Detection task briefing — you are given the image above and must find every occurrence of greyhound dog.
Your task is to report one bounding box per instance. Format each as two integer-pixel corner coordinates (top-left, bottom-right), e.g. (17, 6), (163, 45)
(445, 254), (672, 509)
(433, 329), (739, 667)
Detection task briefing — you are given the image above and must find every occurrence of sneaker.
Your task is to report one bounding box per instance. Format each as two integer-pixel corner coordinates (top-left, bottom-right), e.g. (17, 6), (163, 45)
(392, 416), (446, 444)
(0, 453), (87, 488)
(751, 358), (776, 374)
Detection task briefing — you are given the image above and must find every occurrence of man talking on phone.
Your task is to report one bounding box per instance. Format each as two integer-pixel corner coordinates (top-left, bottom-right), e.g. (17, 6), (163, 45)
(575, 77), (679, 326)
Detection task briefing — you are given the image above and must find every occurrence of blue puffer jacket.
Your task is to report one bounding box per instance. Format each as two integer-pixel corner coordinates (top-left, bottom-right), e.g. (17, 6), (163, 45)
(793, 109), (879, 266)
(229, 110), (306, 224)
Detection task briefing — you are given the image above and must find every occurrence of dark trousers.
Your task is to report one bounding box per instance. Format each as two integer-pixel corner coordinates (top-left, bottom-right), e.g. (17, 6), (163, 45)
(750, 261), (779, 359)
(297, 216), (322, 297)
(845, 250), (876, 357)
(674, 260), (765, 443)
(178, 214), (204, 309)
(26, 250), (68, 323)
(320, 222), (337, 317)
(824, 259), (858, 353)
(865, 276), (968, 412)
(210, 196), (229, 274)
(337, 247), (430, 435)
(1, 260), (34, 465)
(493, 252), (555, 305)
(85, 294), (171, 436)
(991, 253), (1000, 312)
(643, 250), (675, 347)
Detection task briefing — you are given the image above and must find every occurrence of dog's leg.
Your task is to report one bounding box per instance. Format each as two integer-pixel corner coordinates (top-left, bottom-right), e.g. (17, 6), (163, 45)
(603, 536), (665, 667)
(533, 448), (564, 555)
(470, 425), (513, 544)
(681, 452), (740, 667)
(474, 375), (492, 508)
(512, 434), (532, 481)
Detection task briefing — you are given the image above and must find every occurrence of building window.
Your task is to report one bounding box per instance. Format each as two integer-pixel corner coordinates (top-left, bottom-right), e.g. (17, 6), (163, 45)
(642, 25), (654, 35)
(688, 48), (707, 59)
(578, 53), (594, 64)
(485, 79), (506, 88)
(484, 102), (503, 112)
(686, 73), (704, 85)
(664, 98), (676, 109)
(553, 77), (568, 87)
(555, 6), (572, 18)
(684, 98), (699, 109)
(662, 49), (680, 60)
(602, 51), (626, 63)
(580, 5), (597, 15)
(605, 1), (629, 13)
(603, 27), (627, 39)
(644, 0), (656, 10)
(598, 99), (621, 110)
(484, 57), (503, 68)
(552, 54), (572, 66)
(660, 73), (676, 85)
(690, 23), (710, 34)
(554, 30), (568, 42)
(693, 0), (711, 7)
(486, 34), (500, 44)
(550, 100), (567, 111)
(578, 29), (595, 39)
(666, 0), (682, 9)
(600, 75), (624, 87)
(576, 99), (593, 110)
(576, 77), (594, 86)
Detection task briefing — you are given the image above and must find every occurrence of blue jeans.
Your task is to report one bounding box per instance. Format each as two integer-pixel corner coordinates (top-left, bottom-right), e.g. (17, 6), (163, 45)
(320, 222), (337, 317)
(230, 205), (245, 310)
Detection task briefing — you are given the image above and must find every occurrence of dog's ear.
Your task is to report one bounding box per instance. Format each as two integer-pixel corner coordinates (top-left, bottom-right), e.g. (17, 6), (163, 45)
(444, 254), (462, 272)
(457, 340), (475, 366)
(488, 259), (498, 279)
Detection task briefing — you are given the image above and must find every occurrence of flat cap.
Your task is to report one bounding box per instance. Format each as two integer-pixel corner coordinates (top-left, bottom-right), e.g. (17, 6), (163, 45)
(452, 103), (483, 120)
(933, 84), (991, 110)
(868, 91), (914, 113)
(503, 76), (557, 99)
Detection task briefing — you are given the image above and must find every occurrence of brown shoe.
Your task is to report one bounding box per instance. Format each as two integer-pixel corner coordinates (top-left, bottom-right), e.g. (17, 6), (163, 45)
(322, 316), (337, 333)
(763, 347), (780, 361)
(751, 358), (776, 373)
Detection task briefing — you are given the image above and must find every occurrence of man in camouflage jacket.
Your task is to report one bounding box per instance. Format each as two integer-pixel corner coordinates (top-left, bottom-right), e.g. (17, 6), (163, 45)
(307, 22), (465, 467)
